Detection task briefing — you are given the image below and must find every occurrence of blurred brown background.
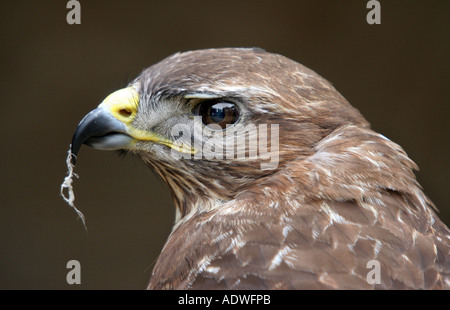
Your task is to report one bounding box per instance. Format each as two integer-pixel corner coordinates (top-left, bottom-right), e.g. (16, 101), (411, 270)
(0, 1), (448, 289)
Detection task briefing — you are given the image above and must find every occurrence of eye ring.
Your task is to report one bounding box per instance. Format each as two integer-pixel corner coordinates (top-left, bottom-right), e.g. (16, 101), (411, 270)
(194, 100), (240, 129)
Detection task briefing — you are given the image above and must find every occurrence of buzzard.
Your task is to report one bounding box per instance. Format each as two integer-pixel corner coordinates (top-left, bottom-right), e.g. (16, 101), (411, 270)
(67, 48), (449, 289)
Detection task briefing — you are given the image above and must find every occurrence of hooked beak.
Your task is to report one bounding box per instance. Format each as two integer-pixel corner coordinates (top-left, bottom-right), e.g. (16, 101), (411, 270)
(70, 87), (140, 165)
(70, 86), (196, 165)
(70, 107), (134, 164)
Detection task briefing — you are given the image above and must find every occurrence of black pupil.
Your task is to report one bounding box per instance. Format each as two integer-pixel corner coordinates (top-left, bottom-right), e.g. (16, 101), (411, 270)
(199, 102), (238, 129)
(210, 104), (229, 122)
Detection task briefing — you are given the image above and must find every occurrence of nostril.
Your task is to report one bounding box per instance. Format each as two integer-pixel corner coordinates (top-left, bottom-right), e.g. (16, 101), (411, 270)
(119, 109), (132, 117)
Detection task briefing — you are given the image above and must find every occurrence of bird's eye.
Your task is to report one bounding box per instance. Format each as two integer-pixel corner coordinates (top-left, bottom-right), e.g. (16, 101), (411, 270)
(195, 101), (239, 129)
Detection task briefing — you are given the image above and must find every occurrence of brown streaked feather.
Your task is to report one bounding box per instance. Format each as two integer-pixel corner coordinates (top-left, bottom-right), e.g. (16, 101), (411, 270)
(149, 191), (449, 289)
(127, 48), (450, 290)
(148, 125), (449, 289)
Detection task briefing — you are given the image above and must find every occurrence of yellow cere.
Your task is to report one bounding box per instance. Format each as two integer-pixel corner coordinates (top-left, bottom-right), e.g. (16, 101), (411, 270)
(98, 87), (139, 124)
(99, 87), (196, 155)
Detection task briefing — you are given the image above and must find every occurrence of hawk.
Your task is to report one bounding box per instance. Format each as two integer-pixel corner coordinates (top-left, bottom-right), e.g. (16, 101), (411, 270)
(68, 48), (449, 289)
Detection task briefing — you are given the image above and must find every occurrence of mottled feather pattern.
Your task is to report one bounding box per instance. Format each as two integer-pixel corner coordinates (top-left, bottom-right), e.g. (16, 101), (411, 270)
(148, 122), (449, 289)
(114, 48), (450, 289)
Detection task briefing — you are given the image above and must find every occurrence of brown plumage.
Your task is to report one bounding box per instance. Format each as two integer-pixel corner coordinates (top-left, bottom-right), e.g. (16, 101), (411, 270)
(70, 48), (449, 289)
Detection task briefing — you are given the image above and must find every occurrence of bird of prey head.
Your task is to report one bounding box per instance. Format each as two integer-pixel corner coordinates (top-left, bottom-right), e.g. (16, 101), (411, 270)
(70, 48), (449, 289)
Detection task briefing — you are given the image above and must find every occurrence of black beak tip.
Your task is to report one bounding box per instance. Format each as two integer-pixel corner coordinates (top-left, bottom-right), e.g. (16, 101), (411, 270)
(68, 107), (129, 166)
(70, 133), (82, 166)
(70, 152), (78, 165)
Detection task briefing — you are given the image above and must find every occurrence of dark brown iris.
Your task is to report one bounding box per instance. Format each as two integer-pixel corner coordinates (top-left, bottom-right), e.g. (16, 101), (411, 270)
(196, 101), (239, 129)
